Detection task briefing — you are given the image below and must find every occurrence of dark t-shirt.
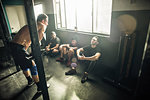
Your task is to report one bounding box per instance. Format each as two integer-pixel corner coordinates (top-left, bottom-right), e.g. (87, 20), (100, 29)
(49, 37), (60, 48)
(69, 43), (79, 48)
(82, 45), (100, 57)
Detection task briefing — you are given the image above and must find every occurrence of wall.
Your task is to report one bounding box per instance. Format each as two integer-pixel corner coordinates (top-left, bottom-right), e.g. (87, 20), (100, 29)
(112, 0), (150, 11)
(5, 5), (27, 33)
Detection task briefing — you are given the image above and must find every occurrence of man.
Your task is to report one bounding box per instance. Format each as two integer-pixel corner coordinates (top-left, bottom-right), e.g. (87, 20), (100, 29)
(45, 31), (60, 55)
(65, 36), (101, 83)
(10, 14), (48, 92)
(56, 38), (78, 66)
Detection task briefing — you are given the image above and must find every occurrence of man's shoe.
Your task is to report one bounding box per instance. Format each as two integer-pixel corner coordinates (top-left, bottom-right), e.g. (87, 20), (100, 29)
(56, 57), (64, 62)
(65, 69), (76, 75)
(27, 80), (34, 87)
(41, 49), (46, 52)
(37, 83), (50, 93)
(81, 74), (88, 83)
(47, 83), (50, 88)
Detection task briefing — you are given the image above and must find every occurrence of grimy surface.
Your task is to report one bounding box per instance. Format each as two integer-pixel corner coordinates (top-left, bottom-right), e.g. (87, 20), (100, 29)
(0, 54), (131, 100)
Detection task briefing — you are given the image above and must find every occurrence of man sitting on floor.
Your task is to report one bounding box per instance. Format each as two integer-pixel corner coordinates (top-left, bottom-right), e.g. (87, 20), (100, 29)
(45, 31), (60, 56)
(65, 36), (101, 83)
(56, 38), (78, 66)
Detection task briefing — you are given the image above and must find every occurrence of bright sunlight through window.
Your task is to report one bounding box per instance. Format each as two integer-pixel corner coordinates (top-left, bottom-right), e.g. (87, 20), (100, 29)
(34, 4), (43, 20)
(53, 0), (112, 35)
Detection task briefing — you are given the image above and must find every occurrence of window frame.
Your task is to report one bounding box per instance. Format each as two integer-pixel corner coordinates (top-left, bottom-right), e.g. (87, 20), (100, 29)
(53, 0), (112, 36)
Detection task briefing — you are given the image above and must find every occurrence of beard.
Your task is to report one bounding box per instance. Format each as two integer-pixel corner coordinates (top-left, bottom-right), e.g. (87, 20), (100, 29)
(91, 42), (97, 45)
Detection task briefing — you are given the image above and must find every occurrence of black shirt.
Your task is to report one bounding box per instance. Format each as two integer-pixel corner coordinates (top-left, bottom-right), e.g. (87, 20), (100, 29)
(82, 45), (100, 57)
(49, 37), (60, 48)
(69, 43), (79, 48)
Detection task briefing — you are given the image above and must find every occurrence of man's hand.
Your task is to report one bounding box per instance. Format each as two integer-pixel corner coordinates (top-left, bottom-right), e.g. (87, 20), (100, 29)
(45, 46), (50, 51)
(51, 48), (54, 50)
(78, 55), (85, 60)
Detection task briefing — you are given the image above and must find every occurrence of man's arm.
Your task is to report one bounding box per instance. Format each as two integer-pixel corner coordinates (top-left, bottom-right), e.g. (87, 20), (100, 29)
(77, 47), (101, 61)
(70, 46), (78, 50)
(50, 44), (60, 50)
(45, 43), (51, 51)
(61, 44), (70, 48)
(83, 52), (101, 61)
(37, 23), (45, 41)
(77, 48), (84, 59)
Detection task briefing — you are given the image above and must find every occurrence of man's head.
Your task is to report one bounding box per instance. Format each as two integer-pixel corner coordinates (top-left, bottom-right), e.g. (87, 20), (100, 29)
(91, 36), (99, 46)
(51, 31), (56, 39)
(37, 14), (48, 26)
(71, 38), (77, 46)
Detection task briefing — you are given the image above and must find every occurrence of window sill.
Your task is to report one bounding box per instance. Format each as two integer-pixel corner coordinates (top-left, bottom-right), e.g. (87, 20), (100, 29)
(56, 29), (110, 38)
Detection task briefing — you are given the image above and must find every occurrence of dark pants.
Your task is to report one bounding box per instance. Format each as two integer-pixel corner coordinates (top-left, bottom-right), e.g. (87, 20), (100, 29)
(86, 61), (97, 73)
(10, 42), (32, 70)
(81, 60), (97, 73)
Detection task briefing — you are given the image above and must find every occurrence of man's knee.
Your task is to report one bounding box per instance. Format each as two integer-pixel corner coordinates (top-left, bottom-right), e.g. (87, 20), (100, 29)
(23, 68), (29, 71)
(68, 49), (74, 54)
(31, 60), (36, 66)
(30, 65), (38, 75)
(52, 49), (59, 53)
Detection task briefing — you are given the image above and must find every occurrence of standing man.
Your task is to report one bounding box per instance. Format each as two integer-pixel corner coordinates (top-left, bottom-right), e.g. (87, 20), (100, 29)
(10, 14), (48, 92)
(45, 31), (60, 55)
(65, 36), (101, 83)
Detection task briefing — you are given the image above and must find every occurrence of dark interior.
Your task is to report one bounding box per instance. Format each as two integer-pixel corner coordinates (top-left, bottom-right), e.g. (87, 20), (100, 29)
(0, 0), (150, 100)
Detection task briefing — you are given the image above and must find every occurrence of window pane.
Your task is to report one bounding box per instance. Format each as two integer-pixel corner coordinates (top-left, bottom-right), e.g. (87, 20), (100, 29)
(34, 4), (43, 19)
(60, 0), (66, 28)
(65, 0), (76, 30)
(56, 4), (60, 24)
(57, 24), (61, 28)
(54, 0), (112, 35)
(77, 0), (92, 32)
(93, 0), (112, 34)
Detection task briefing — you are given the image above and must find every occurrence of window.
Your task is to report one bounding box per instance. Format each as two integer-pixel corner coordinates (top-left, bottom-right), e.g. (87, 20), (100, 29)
(34, 4), (43, 20)
(53, 0), (112, 35)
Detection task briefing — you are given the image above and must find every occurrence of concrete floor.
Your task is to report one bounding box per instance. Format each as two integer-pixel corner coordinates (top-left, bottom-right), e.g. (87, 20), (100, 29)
(0, 55), (132, 100)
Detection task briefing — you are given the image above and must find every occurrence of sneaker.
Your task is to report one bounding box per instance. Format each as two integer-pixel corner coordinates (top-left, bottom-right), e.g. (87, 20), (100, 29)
(47, 83), (50, 88)
(41, 49), (46, 52)
(27, 80), (34, 87)
(66, 61), (71, 66)
(81, 73), (88, 83)
(56, 57), (64, 62)
(65, 69), (76, 75)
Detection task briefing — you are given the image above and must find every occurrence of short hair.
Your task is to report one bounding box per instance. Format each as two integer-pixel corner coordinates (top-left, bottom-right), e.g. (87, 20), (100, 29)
(51, 31), (56, 35)
(37, 14), (48, 22)
(93, 36), (99, 42)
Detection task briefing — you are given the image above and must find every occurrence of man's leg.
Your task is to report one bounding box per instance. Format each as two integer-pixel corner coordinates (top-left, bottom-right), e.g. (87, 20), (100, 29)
(29, 60), (41, 92)
(56, 46), (66, 62)
(52, 49), (59, 53)
(66, 49), (74, 66)
(81, 61), (97, 83)
(23, 69), (34, 86)
(51, 49), (59, 56)
(30, 60), (50, 92)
